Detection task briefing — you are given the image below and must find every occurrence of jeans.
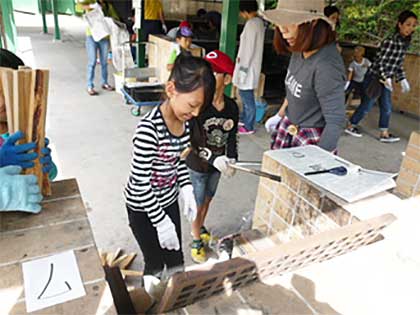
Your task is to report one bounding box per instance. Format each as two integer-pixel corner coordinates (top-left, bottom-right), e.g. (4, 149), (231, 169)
(127, 202), (184, 276)
(349, 73), (393, 131)
(239, 89), (256, 131)
(189, 169), (221, 206)
(86, 35), (109, 89)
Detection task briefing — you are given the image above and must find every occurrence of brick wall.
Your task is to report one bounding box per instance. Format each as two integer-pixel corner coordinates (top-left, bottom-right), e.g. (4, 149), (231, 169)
(396, 131), (420, 197)
(253, 152), (358, 243)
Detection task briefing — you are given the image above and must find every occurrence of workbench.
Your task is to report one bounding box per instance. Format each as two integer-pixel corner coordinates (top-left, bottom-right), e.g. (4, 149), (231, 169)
(0, 179), (117, 315)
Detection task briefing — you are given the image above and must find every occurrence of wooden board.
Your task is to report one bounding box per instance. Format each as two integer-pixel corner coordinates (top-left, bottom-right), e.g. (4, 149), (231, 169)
(26, 69), (51, 196)
(155, 213), (396, 313)
(0, 67), (15, 132)
(0, 179), (117, 315)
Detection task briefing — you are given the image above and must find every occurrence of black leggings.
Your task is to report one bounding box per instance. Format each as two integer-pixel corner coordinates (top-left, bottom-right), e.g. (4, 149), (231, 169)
(127, 202), (184, 277)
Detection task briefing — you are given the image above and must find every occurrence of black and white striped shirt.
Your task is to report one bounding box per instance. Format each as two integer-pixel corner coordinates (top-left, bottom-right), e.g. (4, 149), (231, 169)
(124, 106), (191, 226)
(370, 33), (409, 82)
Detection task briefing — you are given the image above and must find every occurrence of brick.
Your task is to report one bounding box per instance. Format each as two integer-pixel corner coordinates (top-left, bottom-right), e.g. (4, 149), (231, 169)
(396, 181), (415, 198)
(408, 132), (420, 149)
(406, 144), (420, 161)
(397, 170), (420, 187)
(401, 156), (420, 174)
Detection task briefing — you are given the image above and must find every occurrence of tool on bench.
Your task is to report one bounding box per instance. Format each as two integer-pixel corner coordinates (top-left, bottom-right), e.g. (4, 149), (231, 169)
(304, 166), (348, 176)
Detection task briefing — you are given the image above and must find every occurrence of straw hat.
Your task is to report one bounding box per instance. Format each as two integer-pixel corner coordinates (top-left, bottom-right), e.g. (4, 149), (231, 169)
(262, 0), (331, 26)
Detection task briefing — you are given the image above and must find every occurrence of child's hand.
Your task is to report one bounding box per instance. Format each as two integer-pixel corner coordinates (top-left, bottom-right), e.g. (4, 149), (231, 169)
(180, 185), (197, 222)
(156, 216), (180, 251)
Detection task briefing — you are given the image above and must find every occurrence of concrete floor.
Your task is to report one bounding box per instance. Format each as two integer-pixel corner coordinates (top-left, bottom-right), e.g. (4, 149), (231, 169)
(13, 13), (420, 314)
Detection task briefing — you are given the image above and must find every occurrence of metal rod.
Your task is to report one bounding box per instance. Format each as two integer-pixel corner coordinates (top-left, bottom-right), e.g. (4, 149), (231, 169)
(230, 164), (282, 183)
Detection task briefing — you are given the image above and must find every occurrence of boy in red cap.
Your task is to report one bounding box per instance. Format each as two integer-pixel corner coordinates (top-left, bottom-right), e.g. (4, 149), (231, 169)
(185, 50), (239, 263)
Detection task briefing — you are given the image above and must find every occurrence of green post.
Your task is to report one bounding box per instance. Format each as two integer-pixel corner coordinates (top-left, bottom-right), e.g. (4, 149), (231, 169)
(51, 0), (61, 40)
(40, 0), (48, 34)
(136, 0), (145, 67)
(0, 0), (18, 52)
(219, 0), (239, 96)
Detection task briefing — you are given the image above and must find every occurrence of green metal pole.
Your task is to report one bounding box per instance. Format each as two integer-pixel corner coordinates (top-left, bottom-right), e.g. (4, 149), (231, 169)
(40, 0), (48, 34)
(136, 0), (145, 67)
(0, 0), (17, 52)
(219, 0), (239, 96)
(51, 0), (61, 40)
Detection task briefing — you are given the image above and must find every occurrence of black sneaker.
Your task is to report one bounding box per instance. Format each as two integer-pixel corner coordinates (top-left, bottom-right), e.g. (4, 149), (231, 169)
(379, 134), (400, 143)
(345, 126), (362, 137)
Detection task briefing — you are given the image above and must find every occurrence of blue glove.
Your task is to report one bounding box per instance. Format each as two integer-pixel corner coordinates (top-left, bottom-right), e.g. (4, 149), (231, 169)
(40, 138), (52, 174)
(0, 131), (37, 168)
(0, 165), (43, 213)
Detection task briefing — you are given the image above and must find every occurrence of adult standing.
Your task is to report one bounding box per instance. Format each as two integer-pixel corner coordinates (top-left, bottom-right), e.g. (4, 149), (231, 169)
(232, 0), (265, 135)
(143, 0), (167, 40)
(345, 10), (418, 143)
(77, 0), (119, 96)
(263, 0), (346, 153)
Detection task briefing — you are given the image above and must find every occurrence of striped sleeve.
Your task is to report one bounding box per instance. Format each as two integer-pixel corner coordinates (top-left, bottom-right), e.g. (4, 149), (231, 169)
(177, 158), (191, 188)
(127, 120), (166, 226)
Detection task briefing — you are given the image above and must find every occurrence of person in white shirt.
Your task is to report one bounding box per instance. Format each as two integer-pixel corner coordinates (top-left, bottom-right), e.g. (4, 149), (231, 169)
(232, 0), (265, 135)
(345, 46), (371, 100)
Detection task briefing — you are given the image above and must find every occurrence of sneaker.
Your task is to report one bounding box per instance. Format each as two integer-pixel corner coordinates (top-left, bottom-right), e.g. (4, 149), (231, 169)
(238, 126), (255, 135)
(238, 121), (245, 127)
(200, 226), (212, 245)
(87, 88), (98, 96)
(191, 239), (206, 263)
(102, 84), (115, 91)
(380, 134), (400, 143)
(345, 126), (362, 137)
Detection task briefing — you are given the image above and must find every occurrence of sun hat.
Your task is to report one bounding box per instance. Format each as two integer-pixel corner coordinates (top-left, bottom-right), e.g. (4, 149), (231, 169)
(262, 0), (332, 26)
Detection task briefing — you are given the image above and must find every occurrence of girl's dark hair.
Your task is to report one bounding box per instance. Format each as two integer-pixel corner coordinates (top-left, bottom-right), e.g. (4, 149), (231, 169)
(273, 19), (336, 55)
(395, 10), (418, 42)
(169, 53), (216, 114)
(239, 0), (258, 13)
(324, 5), (340, 18)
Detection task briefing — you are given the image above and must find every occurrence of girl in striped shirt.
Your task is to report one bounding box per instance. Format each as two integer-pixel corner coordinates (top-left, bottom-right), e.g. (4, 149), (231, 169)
(124, 54), (215, 279)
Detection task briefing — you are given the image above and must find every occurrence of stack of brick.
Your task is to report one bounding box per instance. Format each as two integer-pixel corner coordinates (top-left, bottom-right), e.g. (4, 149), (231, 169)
(396, 131), (420, 198)
(253, 151), (358, 243)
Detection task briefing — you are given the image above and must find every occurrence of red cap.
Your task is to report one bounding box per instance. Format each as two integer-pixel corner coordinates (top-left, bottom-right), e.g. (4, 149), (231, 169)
(179, 21), (191, 28)
(204, 50), (235, 76)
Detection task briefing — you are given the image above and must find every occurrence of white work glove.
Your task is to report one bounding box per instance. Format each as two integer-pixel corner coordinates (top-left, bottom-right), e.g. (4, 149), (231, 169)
(265, 114), (282, 133)
(162, 23), (168, 34)
(155, 216), (180, 251)
(383, 78), (393, 92)
(400, 79), (410, 93)
(180, 185), (197, 222)
(344, 81), (350, 91)
(213, 155), (234, 177)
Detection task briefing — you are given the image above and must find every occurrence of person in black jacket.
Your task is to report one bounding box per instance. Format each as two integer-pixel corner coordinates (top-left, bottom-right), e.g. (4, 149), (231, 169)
(186, 50), (239, 263)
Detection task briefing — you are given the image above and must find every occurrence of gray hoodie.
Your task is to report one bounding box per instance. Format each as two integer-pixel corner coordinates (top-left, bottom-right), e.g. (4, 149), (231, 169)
(285, 43), (346, 151)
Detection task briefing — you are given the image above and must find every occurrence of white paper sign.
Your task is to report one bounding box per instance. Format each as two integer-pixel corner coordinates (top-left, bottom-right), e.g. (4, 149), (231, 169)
(266, 146), (396, 203)
(22, 250), (86, 312)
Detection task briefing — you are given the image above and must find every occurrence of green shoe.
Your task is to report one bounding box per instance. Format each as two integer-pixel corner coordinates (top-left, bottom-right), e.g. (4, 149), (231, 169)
(191, 239), (207, 263)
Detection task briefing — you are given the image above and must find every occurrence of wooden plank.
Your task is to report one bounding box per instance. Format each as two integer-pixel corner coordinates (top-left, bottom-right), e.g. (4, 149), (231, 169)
(120, 269), (143, 277)
(0, 246), (105, 298)
(110, 254), (128, 268)
(1, 196), (86, 232)
(8, 281), (117, 315)
(25, 69), (51, 196)
(0, 68), (15, 132)
(43, 179), (80, 202)
(0, 218), (94, 265)
(118, 253), (136, 270)
(104, 266), (136, 315)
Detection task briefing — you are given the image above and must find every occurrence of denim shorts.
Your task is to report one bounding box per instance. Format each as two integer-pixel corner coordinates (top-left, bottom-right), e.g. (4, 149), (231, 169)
(188, 169), (221, 206)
